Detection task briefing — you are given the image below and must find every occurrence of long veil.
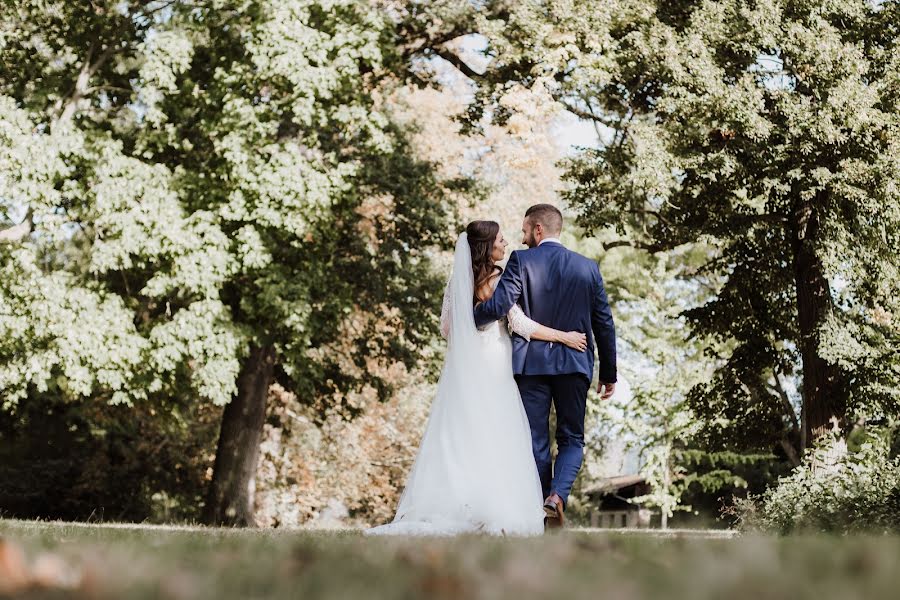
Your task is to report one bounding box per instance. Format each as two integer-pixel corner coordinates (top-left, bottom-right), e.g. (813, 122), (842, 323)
(444, 232), (480, 353)
(369, 232), (544, 535)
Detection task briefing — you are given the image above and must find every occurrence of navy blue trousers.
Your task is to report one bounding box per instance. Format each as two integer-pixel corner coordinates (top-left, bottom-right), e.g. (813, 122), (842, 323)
(515, 373), (590, 506)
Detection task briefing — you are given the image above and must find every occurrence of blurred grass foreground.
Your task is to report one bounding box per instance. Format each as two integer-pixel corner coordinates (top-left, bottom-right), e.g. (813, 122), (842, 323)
(2, 520), (900, 600)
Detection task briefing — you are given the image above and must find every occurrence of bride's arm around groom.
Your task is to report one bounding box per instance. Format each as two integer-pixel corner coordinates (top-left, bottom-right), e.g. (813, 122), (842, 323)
(473, 240), (617, 398)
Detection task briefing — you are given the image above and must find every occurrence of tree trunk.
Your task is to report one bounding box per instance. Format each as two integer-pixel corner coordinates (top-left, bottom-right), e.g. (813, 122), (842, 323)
(790, 196), (846, 449)
(203, 344), (275, 527)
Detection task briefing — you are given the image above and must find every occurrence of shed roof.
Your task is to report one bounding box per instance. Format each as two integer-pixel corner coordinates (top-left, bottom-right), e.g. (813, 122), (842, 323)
(584, 474), (647, 496)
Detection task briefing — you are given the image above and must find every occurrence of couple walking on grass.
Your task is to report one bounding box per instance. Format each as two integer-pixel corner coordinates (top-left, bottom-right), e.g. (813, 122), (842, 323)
(368, 204), (617, 536)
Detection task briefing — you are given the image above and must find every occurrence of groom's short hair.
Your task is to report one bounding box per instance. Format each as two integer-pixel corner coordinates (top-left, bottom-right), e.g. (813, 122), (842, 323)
(525, 204), (563, 235)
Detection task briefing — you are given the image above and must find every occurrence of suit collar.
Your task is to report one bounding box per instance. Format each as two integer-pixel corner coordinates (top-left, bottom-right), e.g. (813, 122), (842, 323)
(537, 238), (563, 248)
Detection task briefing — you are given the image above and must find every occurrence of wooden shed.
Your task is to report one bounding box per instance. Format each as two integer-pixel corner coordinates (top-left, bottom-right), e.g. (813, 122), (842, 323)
(584, 474), (652, 528)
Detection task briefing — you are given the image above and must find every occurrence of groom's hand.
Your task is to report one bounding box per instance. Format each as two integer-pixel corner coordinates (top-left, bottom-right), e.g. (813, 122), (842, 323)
(598, 381), (615, 400)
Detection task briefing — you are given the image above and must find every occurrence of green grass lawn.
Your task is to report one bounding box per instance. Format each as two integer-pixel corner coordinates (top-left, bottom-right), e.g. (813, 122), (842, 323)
(2, 519), (899, 599)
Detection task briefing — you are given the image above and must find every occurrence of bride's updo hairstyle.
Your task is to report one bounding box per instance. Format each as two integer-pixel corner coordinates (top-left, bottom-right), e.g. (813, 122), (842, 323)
(466, 220), (502, 302)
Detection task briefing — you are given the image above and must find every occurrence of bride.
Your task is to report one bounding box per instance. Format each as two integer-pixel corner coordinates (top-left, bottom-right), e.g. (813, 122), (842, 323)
(367, 221), (588, 536)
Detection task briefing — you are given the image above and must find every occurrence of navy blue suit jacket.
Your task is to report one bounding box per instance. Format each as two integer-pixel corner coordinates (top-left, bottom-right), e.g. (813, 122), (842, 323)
(473, 242), (616, 383)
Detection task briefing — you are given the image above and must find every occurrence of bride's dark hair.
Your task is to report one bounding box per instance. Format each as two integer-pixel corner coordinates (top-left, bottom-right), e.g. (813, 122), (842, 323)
(466, 220), (502, 302)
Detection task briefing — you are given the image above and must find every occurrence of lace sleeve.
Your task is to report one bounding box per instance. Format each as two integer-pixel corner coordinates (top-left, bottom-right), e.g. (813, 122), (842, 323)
(440, 281), (451, 339)
(507, 303), (539, 341)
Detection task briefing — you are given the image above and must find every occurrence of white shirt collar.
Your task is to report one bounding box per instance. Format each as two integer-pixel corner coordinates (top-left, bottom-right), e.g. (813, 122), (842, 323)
(538, 237), (562, 246)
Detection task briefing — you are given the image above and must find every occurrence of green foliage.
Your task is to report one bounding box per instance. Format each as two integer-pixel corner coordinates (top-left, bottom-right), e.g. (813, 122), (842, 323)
(474, 0), (900, 458)
(0, 0), (463, 520)
(561, 226), (775, 524)
(0, 0), (457, 412)
(677, 449), (773, 495)
(0, 374), (222, 522)
(464, 0), (900, 529)
(0, 245), (149, 409)
(751, 425), (900, 534)
(576, 235), (723, 522)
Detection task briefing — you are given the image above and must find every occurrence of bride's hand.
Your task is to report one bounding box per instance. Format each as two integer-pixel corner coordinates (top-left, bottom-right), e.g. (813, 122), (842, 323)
(559, 331), (587, 352)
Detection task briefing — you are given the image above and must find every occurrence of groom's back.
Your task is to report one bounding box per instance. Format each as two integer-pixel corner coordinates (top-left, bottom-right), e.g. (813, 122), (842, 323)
(512, 242), (600, 379)
(517, 244), (594, 326)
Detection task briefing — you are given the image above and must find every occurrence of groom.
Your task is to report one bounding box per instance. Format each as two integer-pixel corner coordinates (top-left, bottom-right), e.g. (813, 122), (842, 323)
(474, 204), (617, 528)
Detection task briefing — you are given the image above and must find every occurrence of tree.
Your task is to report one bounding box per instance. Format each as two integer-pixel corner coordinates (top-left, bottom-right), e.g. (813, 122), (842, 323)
(0, 0), (464, 525)
(583, 243), (706, 527)
(465, 0), (900, 454)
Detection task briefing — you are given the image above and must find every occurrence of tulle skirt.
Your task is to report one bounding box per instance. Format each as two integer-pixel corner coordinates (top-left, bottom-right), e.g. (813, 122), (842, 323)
(366, 321), (545, 537)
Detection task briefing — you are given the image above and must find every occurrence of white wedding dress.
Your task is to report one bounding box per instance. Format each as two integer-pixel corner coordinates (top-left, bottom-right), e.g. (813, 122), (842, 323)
(366, 233), (545, 536)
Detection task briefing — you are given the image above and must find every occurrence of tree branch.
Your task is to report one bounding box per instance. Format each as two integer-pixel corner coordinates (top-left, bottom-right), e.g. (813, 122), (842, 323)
(84, 85), (134, 96)
(769, 376), (800, 433)
(558, 99), (619, 129)
(779, 437), (802, 467)
(732, 213), (789, 226)
(0, 208), (34, 243)
(137, 0), (183, 19)
(626, 208), (673, 227)
(433, 48), (483, 80)
(602, 239), (667, 253)
(56, 43), (118, 127)
(769, 375), (801, 466)
(398, 26), (469, 60)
